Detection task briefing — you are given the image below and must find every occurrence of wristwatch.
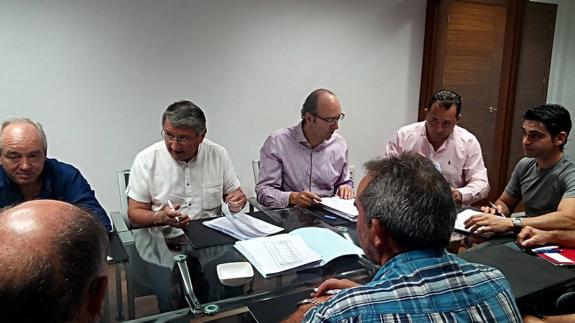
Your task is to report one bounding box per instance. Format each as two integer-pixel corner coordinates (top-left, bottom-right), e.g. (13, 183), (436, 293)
(511, 217), (523, 233)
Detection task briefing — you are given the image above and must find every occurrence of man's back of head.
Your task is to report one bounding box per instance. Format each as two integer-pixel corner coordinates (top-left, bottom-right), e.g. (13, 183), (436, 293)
(360, 153), (457, 251)
(0, 200), (108, 323)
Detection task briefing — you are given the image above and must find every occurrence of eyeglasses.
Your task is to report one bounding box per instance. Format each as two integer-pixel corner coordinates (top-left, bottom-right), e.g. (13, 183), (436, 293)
(313, 113), (345, 125)
(161, 129), (196, 144)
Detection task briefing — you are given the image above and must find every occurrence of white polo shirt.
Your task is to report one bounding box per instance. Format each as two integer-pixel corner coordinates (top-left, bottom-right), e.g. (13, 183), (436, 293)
(127, 139), (241, 220)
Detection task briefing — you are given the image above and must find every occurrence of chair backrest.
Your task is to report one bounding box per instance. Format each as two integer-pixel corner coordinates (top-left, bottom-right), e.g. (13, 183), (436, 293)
(116, 169), (131, 228)
(251, 160), (260, 186)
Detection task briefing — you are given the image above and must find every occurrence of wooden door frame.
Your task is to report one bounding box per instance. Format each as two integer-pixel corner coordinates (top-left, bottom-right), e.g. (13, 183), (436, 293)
(418, 0), (526, 200)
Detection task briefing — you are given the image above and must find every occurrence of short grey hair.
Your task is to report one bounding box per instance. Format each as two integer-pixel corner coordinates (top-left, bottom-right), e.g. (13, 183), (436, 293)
(301, 88), (335, 119)
(0, 117), (48, 154)
(162, 100), (207, 135)
(359, 153), (456, 250)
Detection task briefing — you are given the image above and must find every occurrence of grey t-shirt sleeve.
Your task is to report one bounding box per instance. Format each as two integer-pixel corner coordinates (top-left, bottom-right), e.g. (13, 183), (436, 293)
(504, 158), (529, 200)
(560, 162), (575, 199)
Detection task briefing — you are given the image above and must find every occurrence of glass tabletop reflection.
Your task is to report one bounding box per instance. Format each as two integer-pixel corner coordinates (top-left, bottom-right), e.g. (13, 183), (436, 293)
(125, 206), (372, 318)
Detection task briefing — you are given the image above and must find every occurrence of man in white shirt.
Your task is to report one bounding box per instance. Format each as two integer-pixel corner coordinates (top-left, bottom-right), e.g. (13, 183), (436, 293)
(126, 100), (246, 230)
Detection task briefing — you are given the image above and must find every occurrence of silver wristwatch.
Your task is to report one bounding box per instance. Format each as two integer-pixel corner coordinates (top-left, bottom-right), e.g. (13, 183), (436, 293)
(511, 217), (523, 231)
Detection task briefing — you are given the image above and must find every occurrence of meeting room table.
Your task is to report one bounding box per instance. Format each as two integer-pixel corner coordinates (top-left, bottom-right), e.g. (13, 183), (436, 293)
(120, 206), (376, 323)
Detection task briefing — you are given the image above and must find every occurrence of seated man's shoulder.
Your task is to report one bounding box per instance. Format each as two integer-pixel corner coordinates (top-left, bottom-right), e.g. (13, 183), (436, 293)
(397, 121), (425, 134)
(560, 155), (575, 171)
(514, 157), (537, 172)
(45, 158), (82, 177)
(331, 132), (347, 144)
(266, 126), (293, 142)
(135, 141), (165, 159)
(201, 138), (229, 155)
(452, 125), (480, 144)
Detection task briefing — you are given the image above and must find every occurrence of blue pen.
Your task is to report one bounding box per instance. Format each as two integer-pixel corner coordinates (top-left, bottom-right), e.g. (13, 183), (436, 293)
(536, 249), (563, 254)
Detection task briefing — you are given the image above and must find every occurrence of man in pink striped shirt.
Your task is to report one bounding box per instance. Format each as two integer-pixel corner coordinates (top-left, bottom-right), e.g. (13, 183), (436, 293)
(256, 89), (353, 209)
(385, 90), (489, 206)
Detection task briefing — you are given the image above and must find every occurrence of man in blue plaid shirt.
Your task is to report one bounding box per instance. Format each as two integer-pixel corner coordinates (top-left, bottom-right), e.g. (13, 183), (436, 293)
(287, 153), (521, 322)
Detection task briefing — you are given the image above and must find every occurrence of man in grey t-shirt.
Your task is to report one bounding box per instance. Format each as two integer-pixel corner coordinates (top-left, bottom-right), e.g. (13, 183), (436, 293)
(465, 104), (575, 234)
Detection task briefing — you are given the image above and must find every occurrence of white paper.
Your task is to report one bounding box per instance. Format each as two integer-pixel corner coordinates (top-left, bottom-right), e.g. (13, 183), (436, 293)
(546, 253), (575, 264)
(234, 234), (322, 277)
(454, 209), (482, 233)
(203, 203), (283, 240)
(454, 209), (496, 237)
(320, 197), (358, 221)
(289, 227), (364, 266)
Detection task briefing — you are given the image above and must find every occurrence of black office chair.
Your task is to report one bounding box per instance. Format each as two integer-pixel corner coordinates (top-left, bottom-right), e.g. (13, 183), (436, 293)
(556, 291), (575, 315)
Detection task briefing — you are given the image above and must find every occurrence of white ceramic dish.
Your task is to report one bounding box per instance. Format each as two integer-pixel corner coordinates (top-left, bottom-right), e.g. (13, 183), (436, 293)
(216, 262), (254, 287)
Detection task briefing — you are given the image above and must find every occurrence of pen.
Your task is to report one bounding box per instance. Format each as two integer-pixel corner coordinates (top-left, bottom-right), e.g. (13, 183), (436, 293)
(297, 298), (320, 306)
(532, 245), (560, 252)
(167, 200), (180, 223)
(488, 201), (504, 217)
(324, 215), (336, 220)
(537, 249), (563, 254)
(313, 288), (341, 295)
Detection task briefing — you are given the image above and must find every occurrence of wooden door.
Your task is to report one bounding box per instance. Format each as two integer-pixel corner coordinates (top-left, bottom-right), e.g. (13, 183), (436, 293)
(427, 0), (508, 201)
(419, 0), (524, 202)
(442, 1), (507, 196)
(506, 2), (557, 178)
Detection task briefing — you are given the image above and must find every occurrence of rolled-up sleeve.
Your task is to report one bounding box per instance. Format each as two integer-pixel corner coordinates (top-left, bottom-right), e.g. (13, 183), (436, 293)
(126, 154), (152, 203)
(255, 136), (291, 208)
(385, 131), (404, 157)
(334, 146), (353, 190)
(459, 138), (490, 205)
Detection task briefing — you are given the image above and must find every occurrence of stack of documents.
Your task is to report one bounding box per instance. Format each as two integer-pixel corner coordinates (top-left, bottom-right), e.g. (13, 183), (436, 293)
(235, 227), (364, 277)
(319, 197), (358, 222)
(203, 202), (283, 240)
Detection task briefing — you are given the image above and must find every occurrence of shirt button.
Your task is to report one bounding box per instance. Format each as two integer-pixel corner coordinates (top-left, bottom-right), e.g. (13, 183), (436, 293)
(186, 183), (190, 186)
(188, 203), (192, 206)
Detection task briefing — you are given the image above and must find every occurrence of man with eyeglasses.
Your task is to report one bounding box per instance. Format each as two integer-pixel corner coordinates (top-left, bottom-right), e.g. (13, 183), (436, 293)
(0, 117), (112, 231)
(126, 100), (246, 231)
(385, 89), (489, 206)
(256, 89), (353, 209)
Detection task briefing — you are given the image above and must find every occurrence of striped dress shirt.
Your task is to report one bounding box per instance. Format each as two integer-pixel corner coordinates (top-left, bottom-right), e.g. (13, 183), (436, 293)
(256, 122), (352, 208)
(303, 249), (522, 323)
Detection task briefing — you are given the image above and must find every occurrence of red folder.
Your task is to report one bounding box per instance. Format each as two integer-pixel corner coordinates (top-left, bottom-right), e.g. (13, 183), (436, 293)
(537, 248), (575, 266)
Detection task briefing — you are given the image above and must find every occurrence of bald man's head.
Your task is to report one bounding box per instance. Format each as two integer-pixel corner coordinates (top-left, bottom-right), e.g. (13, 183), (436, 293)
(0, 200), (109, 323)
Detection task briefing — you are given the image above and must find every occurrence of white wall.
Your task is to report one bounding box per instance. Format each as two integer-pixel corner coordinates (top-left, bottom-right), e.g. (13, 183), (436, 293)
(538, 0), (575, 156)
(0, 0), (426, 215)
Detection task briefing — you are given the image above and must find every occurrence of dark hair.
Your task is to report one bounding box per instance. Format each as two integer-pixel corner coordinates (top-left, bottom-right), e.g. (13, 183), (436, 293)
(359, 153), (456, 250)
(0, 207), (108, 323)
(300, 88), (335, 119)
(524, 104), (571, 150)
(427, 89), (462, 116)
(162, 100), (207, 135)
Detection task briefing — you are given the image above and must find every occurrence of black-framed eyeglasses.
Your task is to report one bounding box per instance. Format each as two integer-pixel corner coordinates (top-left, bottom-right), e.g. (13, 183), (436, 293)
(161, 129), (196, 144)
(313, 113), (345, 125)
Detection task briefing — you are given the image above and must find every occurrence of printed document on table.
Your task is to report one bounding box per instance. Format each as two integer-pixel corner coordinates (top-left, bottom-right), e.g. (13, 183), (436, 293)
(319, 197), (358, 221)
(289, 227), (364, 266)
(203, 202), (283, 240)
(235, 234), (322, 277)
